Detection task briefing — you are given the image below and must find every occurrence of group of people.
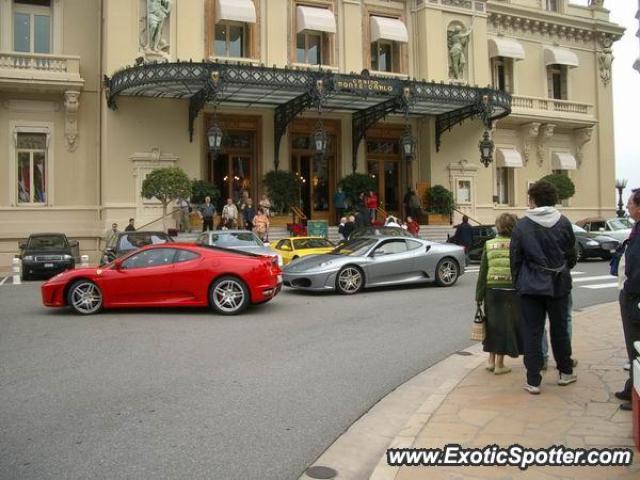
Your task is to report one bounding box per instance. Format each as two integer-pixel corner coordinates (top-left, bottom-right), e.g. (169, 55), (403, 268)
(333, 187), (423, 226)
(175, 193), (273, 241)
(474, 180), (640, 406)
(337, 214), (420, 240)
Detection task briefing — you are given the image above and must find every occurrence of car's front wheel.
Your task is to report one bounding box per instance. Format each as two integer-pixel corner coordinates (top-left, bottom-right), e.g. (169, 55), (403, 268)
(210, 276), (250, 315)
(67, 280), (103, 315)
(435, 258), (459, 287)
(336, 266), (364, 295)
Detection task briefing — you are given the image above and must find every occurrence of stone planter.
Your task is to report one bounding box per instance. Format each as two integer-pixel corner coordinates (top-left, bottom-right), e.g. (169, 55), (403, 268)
(426, 213), (450, 225)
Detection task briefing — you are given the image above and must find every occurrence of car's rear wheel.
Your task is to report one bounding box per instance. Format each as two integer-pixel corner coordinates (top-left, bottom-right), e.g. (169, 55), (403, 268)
(576, 244), (584, 262)
(67, 280), (103, 315)
(435, 258), (459, 287)
(210, 276), (250, 315)
(336, 266), (364, 295)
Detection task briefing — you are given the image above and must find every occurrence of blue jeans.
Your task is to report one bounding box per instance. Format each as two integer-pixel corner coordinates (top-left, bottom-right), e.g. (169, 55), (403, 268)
(542, 294), (573, 359)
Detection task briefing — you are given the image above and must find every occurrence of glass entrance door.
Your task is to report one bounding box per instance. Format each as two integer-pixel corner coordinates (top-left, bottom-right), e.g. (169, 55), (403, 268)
(367, 159), (400, 216)
(212, 154), (252, 208)
(292, 154), (331, 220)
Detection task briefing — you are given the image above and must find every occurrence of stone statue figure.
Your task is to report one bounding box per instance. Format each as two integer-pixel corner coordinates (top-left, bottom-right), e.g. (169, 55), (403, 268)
(589, 0), (605, 8)
(147, 0), (172, 52)
(448, 22), (473, 80)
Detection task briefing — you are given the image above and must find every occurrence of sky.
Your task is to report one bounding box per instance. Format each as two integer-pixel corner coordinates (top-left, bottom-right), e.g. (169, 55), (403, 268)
(571, 0), (640, 203)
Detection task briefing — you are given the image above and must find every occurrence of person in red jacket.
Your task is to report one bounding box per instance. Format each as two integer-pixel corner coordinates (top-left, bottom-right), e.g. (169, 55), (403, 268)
(365, 190), (378, 223)
(405, 216), (420, 237)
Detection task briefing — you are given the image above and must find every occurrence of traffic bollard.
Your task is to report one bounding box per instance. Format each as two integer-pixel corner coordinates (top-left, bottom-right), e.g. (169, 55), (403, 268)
(80, 255), (89, 268)
(12, 257), (21, 285)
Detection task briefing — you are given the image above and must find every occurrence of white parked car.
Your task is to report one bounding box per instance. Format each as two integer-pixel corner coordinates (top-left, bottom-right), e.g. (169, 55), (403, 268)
(575, 217), (634, 243)
(195, 230), (283, 266)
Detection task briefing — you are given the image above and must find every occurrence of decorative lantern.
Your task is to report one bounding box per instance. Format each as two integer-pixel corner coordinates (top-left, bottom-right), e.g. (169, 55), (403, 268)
(207, 118), (224, 155)
(311, 119), (329, 158)
(478, 130), (494, 168)
(400, 126), (416, 161)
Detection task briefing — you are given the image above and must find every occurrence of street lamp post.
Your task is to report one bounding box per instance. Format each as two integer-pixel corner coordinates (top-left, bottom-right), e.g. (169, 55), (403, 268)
(616, 178), (628, 218)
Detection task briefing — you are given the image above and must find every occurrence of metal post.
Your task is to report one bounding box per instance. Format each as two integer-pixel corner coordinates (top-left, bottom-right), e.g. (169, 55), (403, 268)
(12, 257), (21, 285)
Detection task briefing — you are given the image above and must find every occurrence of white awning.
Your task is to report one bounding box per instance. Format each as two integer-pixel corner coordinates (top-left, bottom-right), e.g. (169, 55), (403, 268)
(496, 148), (524, 168)
(544, 46), (579, 67)
(296, 6), (336, 34)
(216, 0), (257, 24)
(552, 152), (577, 170)
(370, 16), (408, 43)
(488, 38), (525, 60)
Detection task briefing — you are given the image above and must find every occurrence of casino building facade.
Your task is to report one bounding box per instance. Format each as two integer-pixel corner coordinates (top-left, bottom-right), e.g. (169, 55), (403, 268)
(0, 0), (624, 263)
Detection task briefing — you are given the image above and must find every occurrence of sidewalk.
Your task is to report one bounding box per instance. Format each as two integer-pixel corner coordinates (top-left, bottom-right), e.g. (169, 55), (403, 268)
(370, 302), (639, 480)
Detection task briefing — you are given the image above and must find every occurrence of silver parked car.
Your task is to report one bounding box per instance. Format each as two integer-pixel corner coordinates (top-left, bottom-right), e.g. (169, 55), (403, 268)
(196, 230), (283, 266)
(282, 236), (466, 294)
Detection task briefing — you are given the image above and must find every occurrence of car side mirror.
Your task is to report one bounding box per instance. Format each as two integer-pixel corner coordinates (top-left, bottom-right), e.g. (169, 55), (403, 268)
(281, 245), (291, 251)
(113, 258), (123, 270)
(371, 250), (384, 257)
(68, 240), (79, 247)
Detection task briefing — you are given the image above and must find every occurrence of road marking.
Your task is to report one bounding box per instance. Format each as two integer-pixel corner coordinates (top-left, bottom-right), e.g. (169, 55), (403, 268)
(571, 271), (585, 276)
(581, 282), (618, 290)
(573, 275), (616, 283)
(0, 276), (9, 286)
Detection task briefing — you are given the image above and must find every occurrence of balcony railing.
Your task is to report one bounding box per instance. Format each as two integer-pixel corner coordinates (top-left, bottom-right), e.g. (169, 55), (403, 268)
(0, 51), (84, 90)
(511, 94), (594, 116)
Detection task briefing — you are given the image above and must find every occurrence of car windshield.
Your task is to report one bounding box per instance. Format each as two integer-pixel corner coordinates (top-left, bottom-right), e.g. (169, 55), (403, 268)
(293, 238), (333, 249)
(117, 233), (169, 251)
(351, 227), (410, 238)
(28, 235), (67, 250)
(608, 218), (633, 230)
(210, 232), (263, 247)
(572, 224), (587, 234)
(331, 238), (377, 256)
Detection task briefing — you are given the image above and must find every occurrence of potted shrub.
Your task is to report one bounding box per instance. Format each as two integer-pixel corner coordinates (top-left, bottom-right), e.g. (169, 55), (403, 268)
(338, 173), (376, 207)
(539, 174), (576, 202)
(263, 170), (301, 228)
(425, 185), (454, 225)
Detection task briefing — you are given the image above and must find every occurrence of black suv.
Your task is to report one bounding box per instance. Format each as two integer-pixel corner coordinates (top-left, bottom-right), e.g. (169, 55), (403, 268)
(100, 231), (172, 265)
(448, 225), (497, 263)
(19, 233), (77, 280)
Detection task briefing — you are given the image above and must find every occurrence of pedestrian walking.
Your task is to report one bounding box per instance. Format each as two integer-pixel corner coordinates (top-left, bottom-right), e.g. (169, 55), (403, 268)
(199, 196), (216, 232)
(259, 194), (272, 218)
(384, 216), (401, 227)
(475, 213), (522, 375)
(615, 188), (640, 411)
(510, 180), (577, 395)
(103, 222), (119, 247)
(124, 218), (136, 232)
(405, 188), (422, 222)
(243, 199), (256, 231)
(221, 197), (239, 229)
(239, 191), (252, 229)
(176, 197), (191, 233)
(343, 215), (356, 240)
(253, 208), (270, 241)
(366, 190), (378, 223)
(338, 217), (348, 240)
(405, 216), (420, 237)
(451, 215), (474, 263)
(333, 187), (347, 225)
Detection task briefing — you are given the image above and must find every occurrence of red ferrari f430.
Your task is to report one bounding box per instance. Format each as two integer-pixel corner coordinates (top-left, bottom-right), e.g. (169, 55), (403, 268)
(41, 244), (282, 315)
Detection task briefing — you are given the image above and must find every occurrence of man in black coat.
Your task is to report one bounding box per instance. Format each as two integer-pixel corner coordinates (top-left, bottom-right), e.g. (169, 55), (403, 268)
(616, 189), (640, 411)
(510, 181), (577, 394)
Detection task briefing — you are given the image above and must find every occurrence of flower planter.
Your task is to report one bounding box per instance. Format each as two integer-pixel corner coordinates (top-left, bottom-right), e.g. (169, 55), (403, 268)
(426, 213), (450, 225)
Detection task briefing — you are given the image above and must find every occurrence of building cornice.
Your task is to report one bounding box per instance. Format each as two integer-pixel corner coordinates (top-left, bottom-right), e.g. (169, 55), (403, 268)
(486, 1), (624, 48)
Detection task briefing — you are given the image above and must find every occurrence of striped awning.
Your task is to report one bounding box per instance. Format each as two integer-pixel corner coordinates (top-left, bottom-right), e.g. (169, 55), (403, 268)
(496, 148), (523, 168)
(370, 16), (408, 43)
(216, 0), (257, 24)
(296, 6), (336, 33)
(544, 46), (579, 67)
(488, 38), (525, 60)
(552, 152), (577, 170)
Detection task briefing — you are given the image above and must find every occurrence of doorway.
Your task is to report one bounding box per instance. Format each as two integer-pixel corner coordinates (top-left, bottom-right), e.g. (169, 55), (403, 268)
(365, 133), (405, 218)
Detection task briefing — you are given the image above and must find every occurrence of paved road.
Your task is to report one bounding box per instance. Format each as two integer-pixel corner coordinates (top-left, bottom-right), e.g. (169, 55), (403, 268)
(0, 260), (617, 480)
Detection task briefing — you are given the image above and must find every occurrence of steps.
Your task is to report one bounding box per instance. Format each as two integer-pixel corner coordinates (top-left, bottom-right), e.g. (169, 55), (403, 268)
(176, 225), (455, 245)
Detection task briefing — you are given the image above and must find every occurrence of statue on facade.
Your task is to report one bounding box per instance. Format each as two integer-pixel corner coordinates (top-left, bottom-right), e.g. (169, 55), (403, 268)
(448, 22), (473, 80)
(589, 0), (605, 8)
(147, 0), (172, 52)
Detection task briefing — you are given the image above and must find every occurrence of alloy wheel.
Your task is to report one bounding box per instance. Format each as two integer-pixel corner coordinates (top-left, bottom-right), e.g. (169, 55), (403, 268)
(212, 278), (248, 314)
(337, 267), (363, 294)
(436, 259), (459, 287)
(69, 281), (103, 314)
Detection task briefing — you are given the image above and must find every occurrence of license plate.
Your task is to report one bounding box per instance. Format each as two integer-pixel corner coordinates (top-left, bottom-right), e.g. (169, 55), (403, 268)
(44, 263), (54, 268)
(277, 274), (283, 283)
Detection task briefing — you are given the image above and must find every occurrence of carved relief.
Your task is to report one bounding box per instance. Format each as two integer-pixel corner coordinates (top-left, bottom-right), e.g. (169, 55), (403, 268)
(139, 0), (173, 60)
(520, 122), (541, 165)
(537, 123), (556, 167)
(63, 91), (80, 152)
(574, 127), (593, 167)
(597, 34), (615, 87)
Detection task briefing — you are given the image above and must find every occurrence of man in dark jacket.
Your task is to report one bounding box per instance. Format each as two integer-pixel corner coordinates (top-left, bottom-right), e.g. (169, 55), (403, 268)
(510, 180), (577, 394)
(451, 215), (474, 261)
(616, 189), (640, 411)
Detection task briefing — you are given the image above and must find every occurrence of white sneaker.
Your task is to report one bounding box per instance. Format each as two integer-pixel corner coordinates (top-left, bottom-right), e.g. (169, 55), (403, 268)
(558, 373), (577, 386)
(523, 384), (541, 395)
